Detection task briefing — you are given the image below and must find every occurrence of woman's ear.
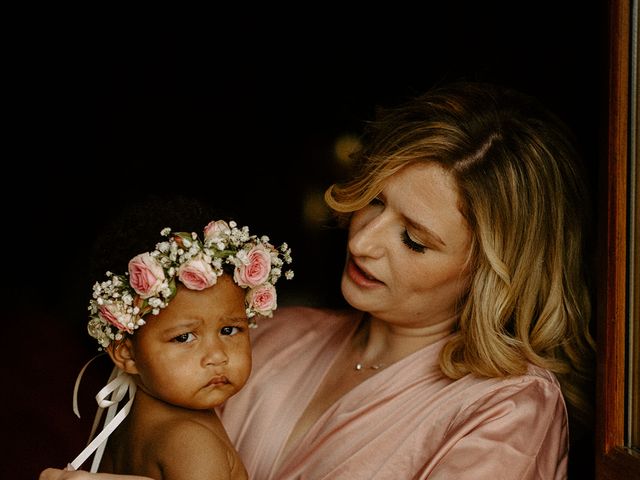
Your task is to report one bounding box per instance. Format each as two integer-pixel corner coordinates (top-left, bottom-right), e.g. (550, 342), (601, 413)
(106, 338), (139, 374)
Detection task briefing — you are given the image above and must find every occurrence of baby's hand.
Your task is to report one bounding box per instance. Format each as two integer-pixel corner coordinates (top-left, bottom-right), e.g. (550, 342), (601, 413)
(39, 465), (87, 479)
(39, 467), (154, 480)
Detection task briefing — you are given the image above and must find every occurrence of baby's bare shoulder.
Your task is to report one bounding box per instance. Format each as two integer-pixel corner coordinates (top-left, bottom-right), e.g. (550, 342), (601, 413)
(151, 418), (247, 480)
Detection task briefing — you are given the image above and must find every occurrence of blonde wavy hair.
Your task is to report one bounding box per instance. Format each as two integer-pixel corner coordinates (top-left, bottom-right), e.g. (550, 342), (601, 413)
(325, 82), (596, 428)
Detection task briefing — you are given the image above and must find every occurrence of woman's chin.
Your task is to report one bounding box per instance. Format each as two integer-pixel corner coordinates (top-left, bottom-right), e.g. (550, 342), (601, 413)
(341, 275), (381, 313)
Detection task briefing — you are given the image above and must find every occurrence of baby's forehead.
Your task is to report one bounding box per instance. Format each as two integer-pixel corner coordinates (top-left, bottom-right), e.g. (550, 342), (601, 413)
(155, 284), (247, 320)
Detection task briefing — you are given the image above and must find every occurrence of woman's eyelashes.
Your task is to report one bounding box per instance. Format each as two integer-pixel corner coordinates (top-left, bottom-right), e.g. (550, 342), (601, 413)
(371, 196), (427, 253)
(402, 230), (427, 253)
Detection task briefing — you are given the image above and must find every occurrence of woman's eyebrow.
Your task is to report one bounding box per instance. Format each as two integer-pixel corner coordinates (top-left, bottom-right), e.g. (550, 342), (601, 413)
(403, 214), (446, 247)
(378, 190), (445, 246)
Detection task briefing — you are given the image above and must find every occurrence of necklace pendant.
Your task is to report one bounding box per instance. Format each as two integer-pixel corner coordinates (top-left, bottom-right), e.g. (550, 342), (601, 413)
(355, 362), (384, 371)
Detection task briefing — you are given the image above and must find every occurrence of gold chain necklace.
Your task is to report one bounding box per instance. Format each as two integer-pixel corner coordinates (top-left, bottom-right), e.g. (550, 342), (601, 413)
(352, 314), (387, 372)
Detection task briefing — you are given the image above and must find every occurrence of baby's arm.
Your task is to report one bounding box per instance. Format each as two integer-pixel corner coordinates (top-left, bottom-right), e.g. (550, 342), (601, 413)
(39, 468), (152, 480)
(155, 419), (247, 480)
(39, 421), (245, 480)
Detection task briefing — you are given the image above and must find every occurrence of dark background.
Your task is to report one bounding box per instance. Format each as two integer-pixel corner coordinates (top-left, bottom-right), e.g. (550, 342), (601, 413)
(4, 4), (606, 479)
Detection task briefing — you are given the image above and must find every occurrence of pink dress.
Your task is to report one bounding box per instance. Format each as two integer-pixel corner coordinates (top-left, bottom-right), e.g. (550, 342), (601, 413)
(220, 306), (568, 479)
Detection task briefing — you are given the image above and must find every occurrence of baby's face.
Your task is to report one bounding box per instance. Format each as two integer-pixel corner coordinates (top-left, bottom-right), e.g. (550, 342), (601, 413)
(129, 274), (251, 410)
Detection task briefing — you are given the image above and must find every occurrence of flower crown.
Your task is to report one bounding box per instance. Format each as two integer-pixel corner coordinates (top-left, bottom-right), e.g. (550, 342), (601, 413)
(87, 220), (293, 349)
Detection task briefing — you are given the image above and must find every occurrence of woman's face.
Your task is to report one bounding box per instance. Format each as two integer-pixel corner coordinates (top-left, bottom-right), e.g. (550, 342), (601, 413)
(128, 274), (251, 410)
(341, 162), (472, 329)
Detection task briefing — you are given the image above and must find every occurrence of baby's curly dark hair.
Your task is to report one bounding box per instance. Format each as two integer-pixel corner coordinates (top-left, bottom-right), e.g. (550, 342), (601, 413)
(88, 193), (236, 290)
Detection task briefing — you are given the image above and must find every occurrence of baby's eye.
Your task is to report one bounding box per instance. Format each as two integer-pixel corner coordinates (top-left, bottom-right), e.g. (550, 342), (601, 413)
(172, 332), (196, 343)
(220, 326), (242, 336)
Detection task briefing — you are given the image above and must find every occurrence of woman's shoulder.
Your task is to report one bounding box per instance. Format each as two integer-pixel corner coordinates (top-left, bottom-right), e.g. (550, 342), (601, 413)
(451, 363), (566, 420)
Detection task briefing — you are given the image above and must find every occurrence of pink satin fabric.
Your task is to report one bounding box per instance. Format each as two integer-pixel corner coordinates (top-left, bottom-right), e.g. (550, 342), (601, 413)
(220, 307), (568, 479)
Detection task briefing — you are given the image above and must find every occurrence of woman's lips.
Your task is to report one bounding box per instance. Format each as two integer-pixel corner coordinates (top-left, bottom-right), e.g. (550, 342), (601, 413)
(346, 257), (384, 287)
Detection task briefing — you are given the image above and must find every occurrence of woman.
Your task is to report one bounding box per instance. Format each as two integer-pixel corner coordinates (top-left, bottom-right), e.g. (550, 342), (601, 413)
(40, 82), (595, 479)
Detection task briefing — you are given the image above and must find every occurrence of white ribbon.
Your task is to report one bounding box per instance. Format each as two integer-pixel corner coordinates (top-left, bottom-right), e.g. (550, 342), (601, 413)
(70, 361), (137, 473)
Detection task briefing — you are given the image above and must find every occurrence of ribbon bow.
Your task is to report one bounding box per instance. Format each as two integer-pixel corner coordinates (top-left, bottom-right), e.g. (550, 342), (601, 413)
(69, 359), (137, 472)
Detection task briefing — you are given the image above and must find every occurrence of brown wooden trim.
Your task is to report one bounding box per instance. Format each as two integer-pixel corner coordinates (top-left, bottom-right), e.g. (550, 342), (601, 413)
(595, 0), (640, 477)
(598, 447), (640, 480)
(596, 0), (628, 451)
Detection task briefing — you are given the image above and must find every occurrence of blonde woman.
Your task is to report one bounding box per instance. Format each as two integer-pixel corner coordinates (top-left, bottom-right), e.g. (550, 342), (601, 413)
(41, 82), (595, 480)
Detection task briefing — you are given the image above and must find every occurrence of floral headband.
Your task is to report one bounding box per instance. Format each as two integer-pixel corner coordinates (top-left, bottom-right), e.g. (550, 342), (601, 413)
(87, 219), (294, 348)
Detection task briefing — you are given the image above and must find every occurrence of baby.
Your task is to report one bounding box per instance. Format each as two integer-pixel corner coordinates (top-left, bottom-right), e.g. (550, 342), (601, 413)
(68, 219), (293, 479)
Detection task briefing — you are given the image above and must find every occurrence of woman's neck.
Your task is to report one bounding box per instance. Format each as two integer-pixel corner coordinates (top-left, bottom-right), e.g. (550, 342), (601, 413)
(354, 314), (456, 366)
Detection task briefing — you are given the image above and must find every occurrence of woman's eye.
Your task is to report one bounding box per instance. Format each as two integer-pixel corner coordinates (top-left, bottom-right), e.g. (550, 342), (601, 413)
(172, 332), (196, 343)
(221, 326), (242, 336)
(402, 230), (426, 253)
(370, 196), (384, 206)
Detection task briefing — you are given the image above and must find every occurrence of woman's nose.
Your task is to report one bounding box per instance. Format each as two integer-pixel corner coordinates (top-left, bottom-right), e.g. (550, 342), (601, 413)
(348, 209), (386, 259)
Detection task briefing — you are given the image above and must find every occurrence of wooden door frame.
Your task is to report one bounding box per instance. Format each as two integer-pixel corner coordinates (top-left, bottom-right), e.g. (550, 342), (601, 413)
(595, 0), (640, 477)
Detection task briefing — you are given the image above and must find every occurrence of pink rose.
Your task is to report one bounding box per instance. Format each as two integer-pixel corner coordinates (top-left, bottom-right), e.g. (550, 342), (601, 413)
(128, 253), (166, 299)
(99, 305), (134, 333)
(246, 283), (277, 316)
(204, 220), (231, 242)
(234, 245), (271, 288)
(177, 254), (218, 290)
